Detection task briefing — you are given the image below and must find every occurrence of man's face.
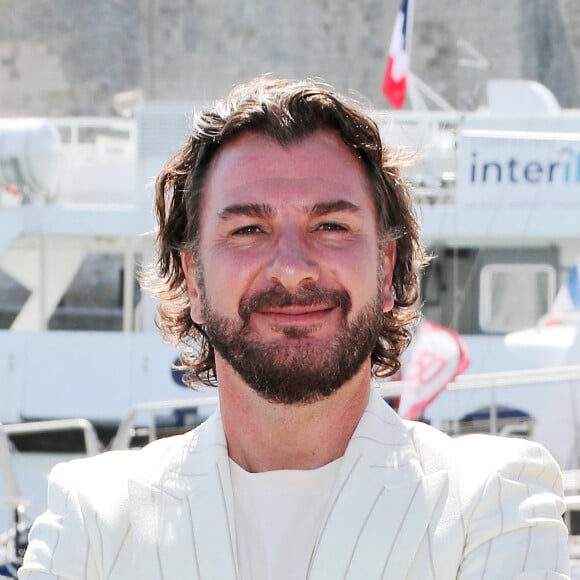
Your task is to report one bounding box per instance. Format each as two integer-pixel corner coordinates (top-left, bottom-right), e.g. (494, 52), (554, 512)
(182, 130), (395, 403)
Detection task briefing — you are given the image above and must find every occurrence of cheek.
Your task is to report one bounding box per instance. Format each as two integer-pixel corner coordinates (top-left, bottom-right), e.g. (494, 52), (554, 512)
(332, 250), (379, 303)
(202, 252), (260, 308)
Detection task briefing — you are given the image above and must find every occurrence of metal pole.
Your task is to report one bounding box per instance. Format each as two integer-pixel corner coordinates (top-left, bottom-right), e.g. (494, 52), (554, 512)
(0, 424), (21, 530)
(39, 232), (47, 330)
(122, 243), (135, 333)
(490, 383), (497, 435)
(570, 380), (580, 468)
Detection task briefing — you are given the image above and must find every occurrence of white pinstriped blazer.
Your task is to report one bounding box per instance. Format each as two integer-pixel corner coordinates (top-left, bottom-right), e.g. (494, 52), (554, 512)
(20, 391), (570, 579)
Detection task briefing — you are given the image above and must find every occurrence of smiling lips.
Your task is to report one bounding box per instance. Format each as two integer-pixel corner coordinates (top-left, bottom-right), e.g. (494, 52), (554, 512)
(239, 282), (352, 324)
(255, 304), (336, 326)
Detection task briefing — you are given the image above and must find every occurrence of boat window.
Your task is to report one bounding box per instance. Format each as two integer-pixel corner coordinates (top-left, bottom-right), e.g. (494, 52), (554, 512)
(478, 264), (556, 333)
(49, 252), (141, 331)
(421, 247), (479, 334)
(0, 270), (31, 329)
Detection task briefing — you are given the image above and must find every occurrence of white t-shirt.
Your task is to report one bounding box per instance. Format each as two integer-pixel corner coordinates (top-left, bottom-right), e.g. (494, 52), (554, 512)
(229, 457), (342, 580)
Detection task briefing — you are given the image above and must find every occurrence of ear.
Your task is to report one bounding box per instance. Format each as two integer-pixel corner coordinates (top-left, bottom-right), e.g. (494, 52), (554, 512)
(381, 241), (396, 313)
(180, 251), (205, 324)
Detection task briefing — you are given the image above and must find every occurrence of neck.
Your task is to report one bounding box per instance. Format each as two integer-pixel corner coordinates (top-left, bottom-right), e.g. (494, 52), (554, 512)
(217, 359), (371, 473)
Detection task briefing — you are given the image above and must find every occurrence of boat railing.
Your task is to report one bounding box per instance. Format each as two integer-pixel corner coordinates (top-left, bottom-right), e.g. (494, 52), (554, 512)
(52, 117), (136, 205)
(110, 365), (580, 451)
(1, 419), (102, 458)
(110, 396), (219, 451)
(0, 116), (136, 206)
(377, 364), (580, 435)
(562, 469), (580, 557)
(0, 418), (101, 536)
(53, 117), (134, 149)
(108, 366), (580, 451)
(448, 365), (580, 391)
(378, 364), (580, 397)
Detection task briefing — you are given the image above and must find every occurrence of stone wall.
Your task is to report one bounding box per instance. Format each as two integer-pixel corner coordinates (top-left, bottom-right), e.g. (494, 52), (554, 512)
(0, 0), (578, 116)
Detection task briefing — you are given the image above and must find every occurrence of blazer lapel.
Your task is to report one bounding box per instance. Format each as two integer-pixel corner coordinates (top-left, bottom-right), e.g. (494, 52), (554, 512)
(127, 412), (238, 580)
(307, 391), (448, 580)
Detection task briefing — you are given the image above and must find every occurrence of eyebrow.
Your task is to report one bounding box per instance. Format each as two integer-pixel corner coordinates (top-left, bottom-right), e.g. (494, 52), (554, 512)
(309, 200), (361, 217)
(218, 200), (361, 221)
(218, 203), (273, 221)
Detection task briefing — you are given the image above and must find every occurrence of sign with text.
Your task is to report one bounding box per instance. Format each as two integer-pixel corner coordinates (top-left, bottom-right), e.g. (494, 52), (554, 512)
(457, 129), (580, 208)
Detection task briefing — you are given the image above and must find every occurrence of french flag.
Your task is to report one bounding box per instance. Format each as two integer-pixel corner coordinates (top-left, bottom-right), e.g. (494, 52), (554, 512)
(551, 258), (580, 313)
(382, 0), (412, 109)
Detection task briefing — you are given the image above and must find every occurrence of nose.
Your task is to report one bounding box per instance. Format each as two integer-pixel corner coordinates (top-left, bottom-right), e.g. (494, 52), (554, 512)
(265, 229), (320, 291)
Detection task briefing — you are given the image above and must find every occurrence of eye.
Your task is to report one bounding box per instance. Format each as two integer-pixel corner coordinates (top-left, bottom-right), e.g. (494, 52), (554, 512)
(317, 222), (348, 232)
(231, 224), (263, 236)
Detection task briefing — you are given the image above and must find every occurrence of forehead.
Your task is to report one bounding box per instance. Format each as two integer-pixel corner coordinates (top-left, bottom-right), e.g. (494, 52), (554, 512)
(201, 130), (376, 214)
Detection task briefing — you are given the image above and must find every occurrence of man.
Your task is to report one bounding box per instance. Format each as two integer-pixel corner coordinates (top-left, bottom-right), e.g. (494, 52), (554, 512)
(20, 77), (569, 579)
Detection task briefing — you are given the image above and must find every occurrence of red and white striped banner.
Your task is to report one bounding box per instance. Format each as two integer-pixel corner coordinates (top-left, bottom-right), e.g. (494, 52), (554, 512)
(398, 320), (471, 419)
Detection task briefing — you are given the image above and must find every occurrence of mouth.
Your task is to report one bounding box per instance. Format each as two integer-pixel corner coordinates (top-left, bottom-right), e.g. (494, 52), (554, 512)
(239, 283), (352, 329)
(255, 305), (335, 326)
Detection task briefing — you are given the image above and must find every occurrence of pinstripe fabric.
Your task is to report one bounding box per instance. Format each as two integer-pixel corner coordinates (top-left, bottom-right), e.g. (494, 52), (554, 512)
(19, 392), (570, 579)
(184, 496), (201, 578)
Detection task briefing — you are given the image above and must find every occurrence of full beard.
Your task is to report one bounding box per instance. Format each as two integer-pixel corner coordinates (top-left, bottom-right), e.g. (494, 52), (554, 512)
(199, 280), (384, 405)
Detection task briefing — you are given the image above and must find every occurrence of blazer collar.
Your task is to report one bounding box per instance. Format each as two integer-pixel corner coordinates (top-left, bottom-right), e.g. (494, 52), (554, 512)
(127, 391), (448, 580)
(306, 390), (448, 579)
(127, 411), (238, 579)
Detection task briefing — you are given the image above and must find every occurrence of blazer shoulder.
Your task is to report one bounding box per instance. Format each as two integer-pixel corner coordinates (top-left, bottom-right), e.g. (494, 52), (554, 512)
(404, 420), (563, 498)
(53, 423), (204, 492)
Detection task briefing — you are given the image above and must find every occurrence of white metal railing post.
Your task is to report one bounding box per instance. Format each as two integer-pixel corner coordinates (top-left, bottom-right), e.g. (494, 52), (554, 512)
(489, 381), (497, 436)
(111, 397), (219, 450)
(571, 380), (580, 469)
(0, 423), (21, 506)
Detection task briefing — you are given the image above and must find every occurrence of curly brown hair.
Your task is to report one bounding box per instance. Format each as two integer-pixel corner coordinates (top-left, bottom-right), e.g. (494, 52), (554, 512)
(144, 76), (426, 386)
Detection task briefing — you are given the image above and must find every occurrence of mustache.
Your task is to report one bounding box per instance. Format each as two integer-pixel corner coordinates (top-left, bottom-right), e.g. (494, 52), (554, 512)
(239, 283), (351, 324)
